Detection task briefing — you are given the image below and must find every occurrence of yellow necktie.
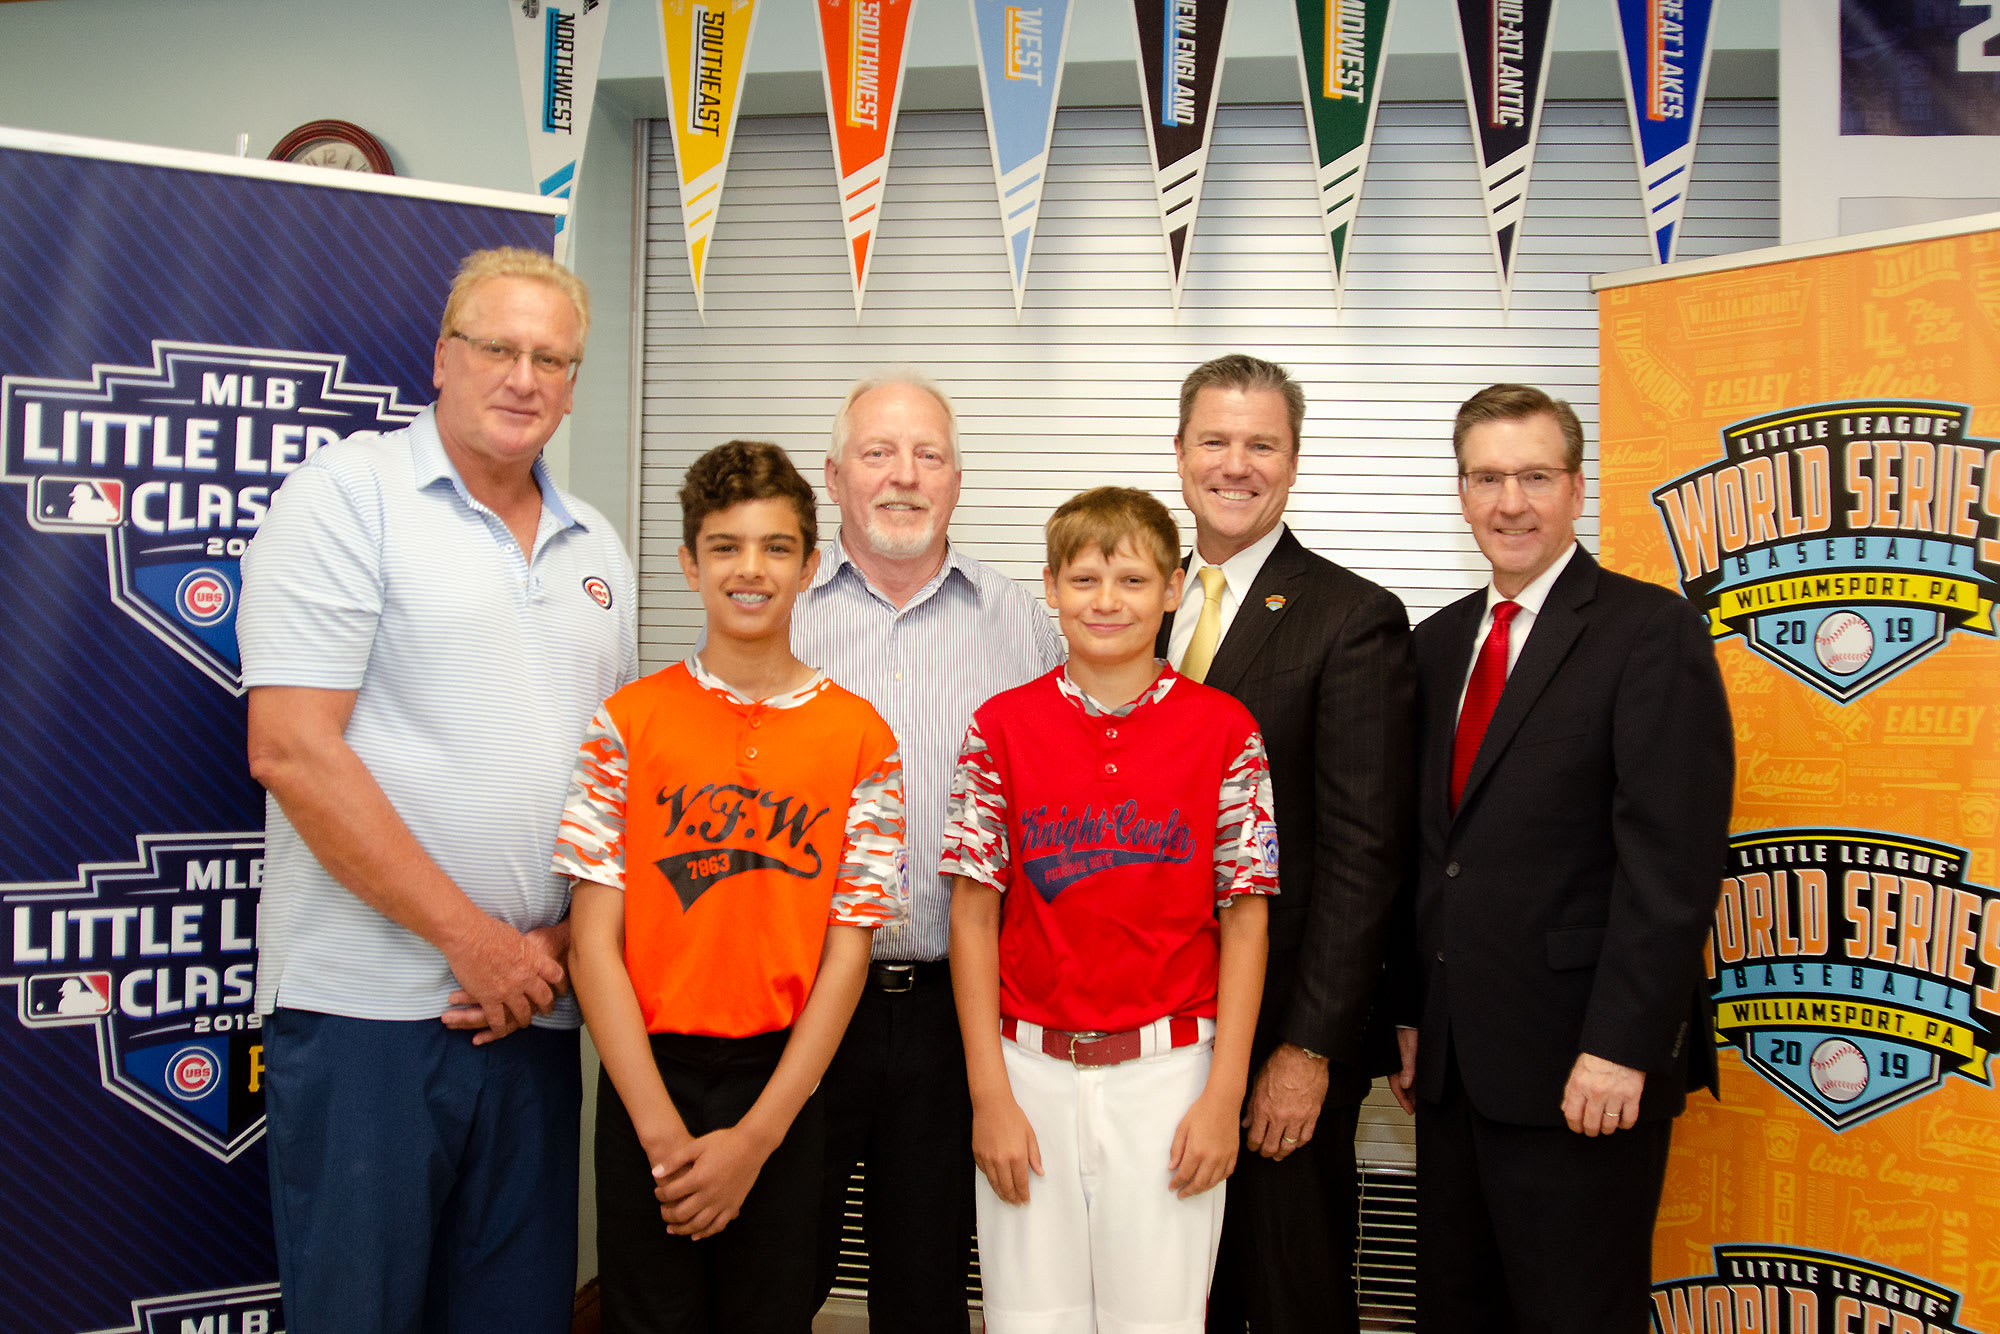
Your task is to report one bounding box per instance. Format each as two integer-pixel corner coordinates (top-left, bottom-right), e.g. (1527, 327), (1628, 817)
(1180, 566), (1227, 683)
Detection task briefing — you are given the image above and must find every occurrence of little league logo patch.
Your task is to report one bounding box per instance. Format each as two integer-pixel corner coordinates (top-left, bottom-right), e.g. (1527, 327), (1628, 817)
(1, 341), (422, 695)
(1707, 827), (1999, 1131)
(78, 1282), (283, 1334)
(1651, 1244), (1981, 1334)
(2, 833), (269, 1161)
(1653, 399), (2000, 702)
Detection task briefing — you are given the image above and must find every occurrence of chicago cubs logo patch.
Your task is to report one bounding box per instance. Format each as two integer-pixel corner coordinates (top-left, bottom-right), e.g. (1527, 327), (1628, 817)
(583, 574), (613, 609)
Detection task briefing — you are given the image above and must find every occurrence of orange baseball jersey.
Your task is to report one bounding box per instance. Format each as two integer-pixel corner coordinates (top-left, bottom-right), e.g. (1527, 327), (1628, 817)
(555, 658), (904, 1038)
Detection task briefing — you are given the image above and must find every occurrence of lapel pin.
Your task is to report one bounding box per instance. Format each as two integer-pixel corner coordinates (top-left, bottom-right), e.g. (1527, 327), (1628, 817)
(1264, 594), (1286, 611)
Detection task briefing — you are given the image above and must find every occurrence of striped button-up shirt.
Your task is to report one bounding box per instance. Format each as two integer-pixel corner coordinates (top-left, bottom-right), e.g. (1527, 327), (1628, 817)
(792, 535), (1062, 960)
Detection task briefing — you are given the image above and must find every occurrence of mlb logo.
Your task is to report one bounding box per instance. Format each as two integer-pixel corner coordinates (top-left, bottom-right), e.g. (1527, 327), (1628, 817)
(21, 970), (113, 1024)
(31, 475), (123, 530)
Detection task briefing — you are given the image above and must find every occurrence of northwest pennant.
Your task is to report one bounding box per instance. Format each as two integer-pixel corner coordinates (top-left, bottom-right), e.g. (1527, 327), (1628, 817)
(1612, 0), (1716, 265)
(1131, 0), (1234, 311)
(660, 0), (761, 317)
(815, 0), (918, 314)
(1292, 0), (1399, 303)
(510, 0), (612, 262)
(970, 0), (1075, 315)
(1453, 0), (1559, 307)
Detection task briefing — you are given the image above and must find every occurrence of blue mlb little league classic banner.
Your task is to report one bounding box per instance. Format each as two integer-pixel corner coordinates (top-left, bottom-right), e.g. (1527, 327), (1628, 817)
(970, 0), (1075, 315)
(1611, 0), (1716, 265)
(0, 126), (557, 1334)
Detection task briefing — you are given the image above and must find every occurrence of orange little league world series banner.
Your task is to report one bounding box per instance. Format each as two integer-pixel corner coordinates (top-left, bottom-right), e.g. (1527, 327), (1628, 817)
(1598, 220), (2000, 1332)
(815, 0), (917, 314)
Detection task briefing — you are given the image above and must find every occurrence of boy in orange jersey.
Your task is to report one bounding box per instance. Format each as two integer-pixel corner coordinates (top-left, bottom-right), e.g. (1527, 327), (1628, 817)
(557, 440), (904, 1333)
(943, 487), (1275, 1334)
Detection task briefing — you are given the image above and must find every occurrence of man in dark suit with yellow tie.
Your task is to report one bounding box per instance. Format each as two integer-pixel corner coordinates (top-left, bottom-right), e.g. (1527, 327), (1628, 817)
(1390, 383), (1734, 1331)
(1154, 354), (1416, 1334)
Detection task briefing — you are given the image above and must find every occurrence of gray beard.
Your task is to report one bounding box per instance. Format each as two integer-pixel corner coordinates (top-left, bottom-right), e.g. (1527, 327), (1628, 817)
(862, 512), (936, 559)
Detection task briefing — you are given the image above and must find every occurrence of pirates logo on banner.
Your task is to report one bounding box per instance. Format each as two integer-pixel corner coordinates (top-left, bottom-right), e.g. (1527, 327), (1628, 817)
(1612, 0), (1717, 265)
(1653, 400), (2000, 702)
(1711, 829), (1998, 1132)
(970, 0), (1075, 315)
(1651, 1245), (1982, 1334)
(509, 0), (610, 262)
(1453, 0), (1557, 307)
(1131, 0), (1233, 311)
(1, 342), (422, 695)
(814, 0), (918, 314)
(1290, 0), (1398, 303)
(661, 0), (762, 319)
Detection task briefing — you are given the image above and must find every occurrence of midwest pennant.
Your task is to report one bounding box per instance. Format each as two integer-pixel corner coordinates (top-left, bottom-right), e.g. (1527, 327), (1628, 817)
(1612, 0), (1716, 264)
(510, 0), (612, 262)
(815, 0), (918, 314)
(970, 0), (1075, 315)
(1453, 0), (1559, 307)
(1291, 0), (1399, 303)
(1131, 0), (1234, 310)
(660, 0), (761, 317)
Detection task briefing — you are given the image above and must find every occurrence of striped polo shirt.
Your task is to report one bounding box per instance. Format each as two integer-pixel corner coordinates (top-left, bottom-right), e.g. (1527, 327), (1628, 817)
(238, 407), (638, 1025)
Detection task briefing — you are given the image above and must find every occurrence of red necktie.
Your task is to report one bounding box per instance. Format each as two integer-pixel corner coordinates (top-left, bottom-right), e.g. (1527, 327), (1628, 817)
(1450, 600), (1520, 813)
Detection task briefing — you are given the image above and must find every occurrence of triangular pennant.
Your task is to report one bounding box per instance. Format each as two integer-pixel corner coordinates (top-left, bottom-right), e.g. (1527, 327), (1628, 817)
(814, 0), (919, 315)
(1453, 0), (1559, 308)
(1130, 0), (1234, 312)
(970, 0), (1076, 316)
(659, 0), (761, 318)
(1291, 0), (1400, 305)
(509, 0), (613, 263)
(1611, 0), (1717, 265)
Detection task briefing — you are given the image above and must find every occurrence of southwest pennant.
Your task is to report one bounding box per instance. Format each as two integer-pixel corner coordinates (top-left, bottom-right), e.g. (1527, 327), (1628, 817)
(1453, 0), (1559, 308)
(815, 0), (918, 315)
(1611, 0), (1716, 264)
(1131, 0), (1234, 311)
(1291, 0), (1399, 303)
(660, 0), (761, 318)
(509, 0), (612, 262)
(970, 0), (1076, 315)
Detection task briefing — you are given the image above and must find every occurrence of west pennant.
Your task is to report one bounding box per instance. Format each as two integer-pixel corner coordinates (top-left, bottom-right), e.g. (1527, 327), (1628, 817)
(660, 0), (762, 318)
(509, 0), (611, 262)
(1291, 0), (1399, 304)
(1131, 0), (1234, 311)
(1612, 0), (1717, 265)
(970, 0), (1076, 315)
(815, 0), (919, 315)
(1453, 0), (1558, 307)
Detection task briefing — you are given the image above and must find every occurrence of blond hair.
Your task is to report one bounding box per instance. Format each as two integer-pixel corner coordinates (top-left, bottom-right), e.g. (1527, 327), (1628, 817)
(438, 247), (590, 354)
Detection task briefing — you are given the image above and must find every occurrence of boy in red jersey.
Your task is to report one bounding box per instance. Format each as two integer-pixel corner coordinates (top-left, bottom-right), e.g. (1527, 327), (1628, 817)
(942, 486), (1274, 1333)
(557, 440), (904, 1332)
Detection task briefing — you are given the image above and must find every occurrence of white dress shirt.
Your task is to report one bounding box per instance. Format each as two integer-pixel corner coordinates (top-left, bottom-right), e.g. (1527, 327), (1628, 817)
(1455, 541), (1580, 721)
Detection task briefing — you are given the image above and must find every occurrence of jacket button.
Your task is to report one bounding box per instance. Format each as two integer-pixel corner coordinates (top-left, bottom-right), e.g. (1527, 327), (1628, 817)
(1436, 950), (1446, 963)
(1445, 861), (1461, 878)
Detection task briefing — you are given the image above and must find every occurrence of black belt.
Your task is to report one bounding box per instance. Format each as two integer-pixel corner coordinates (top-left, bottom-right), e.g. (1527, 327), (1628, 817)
(867, 959), (950, 993)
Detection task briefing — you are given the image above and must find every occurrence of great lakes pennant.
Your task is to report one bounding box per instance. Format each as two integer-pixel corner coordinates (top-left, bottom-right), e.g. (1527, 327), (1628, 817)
(1612, 0), (1716, 265)
(510, 0), (611, 262)
(1453, 0), (1558, 307)
(1131, 0), (1233, 311)
(1292, 0), (1398, 303)
(660, 0), (760, 317)
(815, 0), (918, 314)
(970, 0), (1075, 315)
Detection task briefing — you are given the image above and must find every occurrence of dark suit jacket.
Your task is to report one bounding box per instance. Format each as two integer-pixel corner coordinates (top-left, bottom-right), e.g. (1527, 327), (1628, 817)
(1397, 546), (1733, 1126)
(1157, 526), (1416, 1090)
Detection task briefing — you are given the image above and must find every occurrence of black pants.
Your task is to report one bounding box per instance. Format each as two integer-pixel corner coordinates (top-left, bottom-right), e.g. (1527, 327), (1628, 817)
(597, 1030), (824, 1334)
(813, 964), (974, 1334)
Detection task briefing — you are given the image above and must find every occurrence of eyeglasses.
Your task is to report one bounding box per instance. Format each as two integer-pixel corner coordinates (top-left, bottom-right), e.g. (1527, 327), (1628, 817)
(448, 333), (581, 381)
(1459, 467), (1574, 498)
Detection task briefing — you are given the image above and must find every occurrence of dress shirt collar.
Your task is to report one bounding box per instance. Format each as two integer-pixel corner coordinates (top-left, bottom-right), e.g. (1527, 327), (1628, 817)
(1057, 660), (1179, 718)
(408, 404), (581, 531)
(1483, 540), (1578, 621)
(814, 531), (982, 607)
(1190, 521), (1286, 606)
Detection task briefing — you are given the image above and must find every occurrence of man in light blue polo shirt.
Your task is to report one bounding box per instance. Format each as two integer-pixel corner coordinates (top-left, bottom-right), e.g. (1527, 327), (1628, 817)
(237, 247), (637, 1334)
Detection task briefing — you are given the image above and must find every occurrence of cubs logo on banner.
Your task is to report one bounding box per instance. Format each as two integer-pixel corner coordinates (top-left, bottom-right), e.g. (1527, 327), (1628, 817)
(1290, 0), (1398, 302)
(970, 0), (1075, 314)
(1, 344), (422, 694)
(1131, 0), (1233, 310)
(1453, 0), (1557, 306)
(1612, 0), (1716, 265)
(660, 0), (759, 318)
(510, 0), (609, 260)
(814, 0), (918, 314)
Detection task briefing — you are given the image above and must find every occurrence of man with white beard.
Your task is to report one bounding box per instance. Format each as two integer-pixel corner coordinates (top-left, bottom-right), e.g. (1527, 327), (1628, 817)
(800, 369), (1062, 1330)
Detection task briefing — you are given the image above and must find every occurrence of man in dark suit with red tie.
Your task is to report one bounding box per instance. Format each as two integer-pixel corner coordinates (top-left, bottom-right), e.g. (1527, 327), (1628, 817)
(1389, 383), (1733, 1332)
(1154, 354), (1416, 1334)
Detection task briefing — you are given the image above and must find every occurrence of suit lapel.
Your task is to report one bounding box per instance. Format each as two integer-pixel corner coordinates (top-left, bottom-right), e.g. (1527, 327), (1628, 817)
(1202, 529), (1307, 694)
(1426, 592), (1485, 825)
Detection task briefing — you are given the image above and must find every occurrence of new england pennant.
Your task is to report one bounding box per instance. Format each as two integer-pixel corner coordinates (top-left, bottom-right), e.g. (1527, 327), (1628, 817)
(1291, 0), (1399, 303)
(510, 0), (612, 261)
(815, 0), (918, 314)
(1131, 0), (1234, 311)
(1453, 0), (1559, 307)
(1611, 0), (1716, 265)
(660, 0), (761, 317)
(970, 0), (1076, 315)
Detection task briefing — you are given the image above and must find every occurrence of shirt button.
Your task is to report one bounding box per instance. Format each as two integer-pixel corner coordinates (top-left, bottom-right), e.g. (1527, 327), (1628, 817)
(750, 718), (761, 729)
(1105, 727), (1119, 739)
(745, 747), (758, 759)
(895, 672), (903, 682)
(1445, 861), (1461, 878)
(1436, 950), (1447, 963)
(1104, 762), (1117, 775)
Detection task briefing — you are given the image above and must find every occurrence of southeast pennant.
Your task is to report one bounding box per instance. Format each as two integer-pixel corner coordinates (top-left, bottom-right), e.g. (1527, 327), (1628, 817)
(660, 0), (761, 317)
(1454, 0), (1558, 307)
(815, 0), (918, 314)
(1612, 0), (1716, 264)
(1292, 0), (1399, 303)
(1131, 0), (1233, 311)
(970, 0), (1075, 315)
